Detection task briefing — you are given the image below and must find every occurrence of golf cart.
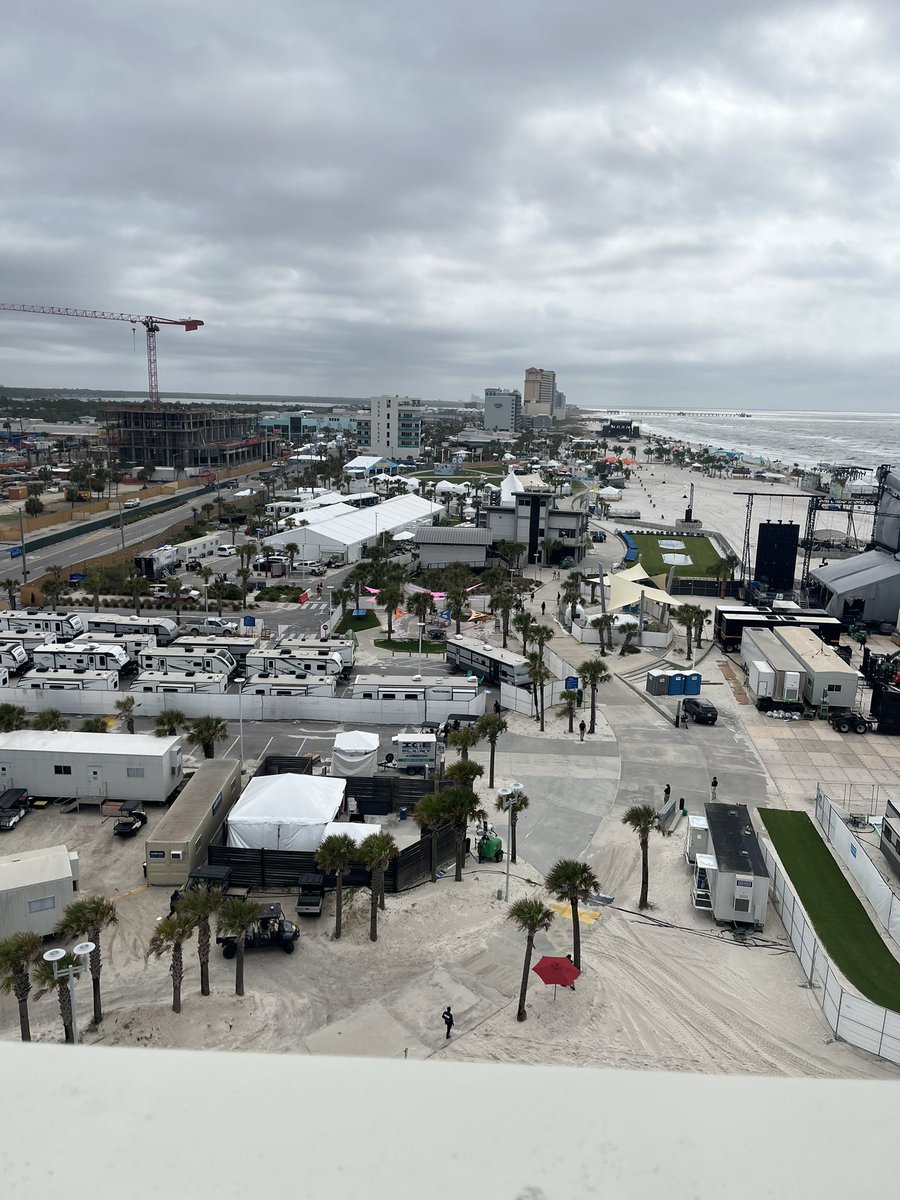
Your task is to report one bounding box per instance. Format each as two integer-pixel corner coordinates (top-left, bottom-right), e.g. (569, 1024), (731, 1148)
(185, 864), (233, 893)
(477, 831), (504, 863)
(113, 798), (148, 838)
(295, 872), (325, 918)
(217, 903), (300, 957)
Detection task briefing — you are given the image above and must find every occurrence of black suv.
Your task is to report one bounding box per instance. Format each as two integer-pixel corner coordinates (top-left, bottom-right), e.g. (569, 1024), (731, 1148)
(683, 697), (718, 725)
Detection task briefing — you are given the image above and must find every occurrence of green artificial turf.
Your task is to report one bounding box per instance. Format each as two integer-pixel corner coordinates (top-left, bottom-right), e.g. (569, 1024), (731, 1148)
(629, 532), (723, 578)
(374, 637), (446, 654)
(334, 610), (381, 635)
(760, 809), (900, 1011)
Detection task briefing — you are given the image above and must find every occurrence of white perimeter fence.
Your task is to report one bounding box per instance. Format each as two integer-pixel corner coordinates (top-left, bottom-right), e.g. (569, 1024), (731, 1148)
(815, 785), (900, 948)
(760, 837), (900, 1066)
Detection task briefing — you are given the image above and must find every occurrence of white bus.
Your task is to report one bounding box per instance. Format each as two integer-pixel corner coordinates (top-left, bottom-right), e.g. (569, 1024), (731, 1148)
(130, 670), (229, 695)
(240, 675), (337, 697)
(83, 613), (180, 646)
(244, 649), (344, 678)
(19, 667), (119, 691)
(138, 646), (237, 676)
(32, 642), (130, 673)
(445, 636), (532, 687)
(350, 674), (479, 703)
(0, 610), (85, 640)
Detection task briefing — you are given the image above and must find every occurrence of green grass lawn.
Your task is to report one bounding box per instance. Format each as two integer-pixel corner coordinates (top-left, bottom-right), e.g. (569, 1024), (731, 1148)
(374, 637), (446, 654)
(334, 610), (381, 635)
(760, 809), (900, 1011)
(629, 532), (723, 578)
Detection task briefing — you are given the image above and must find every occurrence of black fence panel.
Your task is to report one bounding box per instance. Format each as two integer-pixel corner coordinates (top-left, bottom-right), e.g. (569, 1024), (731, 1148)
(256, 755), (316, 776)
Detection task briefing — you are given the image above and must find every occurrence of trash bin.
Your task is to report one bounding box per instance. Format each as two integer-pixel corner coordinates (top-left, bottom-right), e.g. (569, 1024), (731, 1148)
(398, 807), (408, 821)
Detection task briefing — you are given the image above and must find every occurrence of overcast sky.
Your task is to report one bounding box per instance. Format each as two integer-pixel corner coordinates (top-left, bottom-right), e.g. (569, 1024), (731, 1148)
(2, 0), (900, 411)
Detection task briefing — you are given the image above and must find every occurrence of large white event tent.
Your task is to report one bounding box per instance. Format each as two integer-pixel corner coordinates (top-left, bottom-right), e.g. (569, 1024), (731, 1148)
(226, 775), (346, 852)
(264, 494), (443, 562)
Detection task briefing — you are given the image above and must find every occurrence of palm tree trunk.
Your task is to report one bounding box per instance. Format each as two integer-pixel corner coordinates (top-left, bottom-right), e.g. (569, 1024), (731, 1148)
(59, 984), (74, 1043)
(568, 704), (574, 733)
(91, 972), (102, 1023)
(516, 932), (535, 1021)
(369, 882), (379, 942)
(235, 939), (245, 996)
(199, 920), (210, 996)
(172, 942), (183, 1013)
(639, 834), (650, 909)
(429, 831), (438, 882)
(589, 687), (597, 735)
(571, 899), (581, 968)
(539, 682), (546, 732)
(488, 741), (496, 788)
(501, 615), (508, 649)
(378, 865), (386, 911)
(16, 994), (31, 1042)
(454, 826), (465, 882)
(386, 610), (393, 640)
(334, 876), (343, 940)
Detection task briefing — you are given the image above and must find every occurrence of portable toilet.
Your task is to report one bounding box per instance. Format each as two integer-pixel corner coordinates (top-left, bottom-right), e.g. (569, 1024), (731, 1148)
(646, 669), (669, 696)
(684, 672), (702, 696)
(668, 672), (686, 696)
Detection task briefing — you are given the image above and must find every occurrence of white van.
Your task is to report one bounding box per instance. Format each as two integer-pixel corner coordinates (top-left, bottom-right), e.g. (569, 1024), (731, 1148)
(217, 545), (237, 558)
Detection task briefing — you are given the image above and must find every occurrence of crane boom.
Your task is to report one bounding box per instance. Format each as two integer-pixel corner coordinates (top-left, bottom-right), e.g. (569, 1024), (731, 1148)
(0, 303), (204, 406)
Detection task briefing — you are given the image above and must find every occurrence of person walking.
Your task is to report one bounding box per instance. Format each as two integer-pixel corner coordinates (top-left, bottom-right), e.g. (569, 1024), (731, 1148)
(578, 719), (586, 742)
(541, 601), (546, 616)
(663, 783), (671, 804)
(710, 776), (718, 801)
(168, 889), (181, 917)
(565, 953), (577, 990)
(442, 1006), (454, 1039)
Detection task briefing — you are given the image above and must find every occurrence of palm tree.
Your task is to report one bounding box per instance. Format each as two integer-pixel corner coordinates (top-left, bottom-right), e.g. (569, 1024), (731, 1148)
(619, 625), (639, 656)
(527, 653), (551, 731)
(438, 785), (483, 882)
(284, 541), (299, 574)
(32, 708), (68, 731)
(711, 552), (740, 599)
(512, 610), (536, 655)
(165, 574), (183, 620)
(494, 540), (525, 570)
(0, 703), (27, 732)
(237, 565), (253, 608)
(495, 788), (529, 863)
(217, 897), (263, 996)
(154, 708), (186, 737)
(359, 832), (399, 941)
(379, 577), (404, 640)
(408, 589), (434, 630)
(559, 689), (578, 733)
(476, 713), (506, 788)
(175, 888), (222, 996)
(540, 537), (564, 567)
(54, 895), (118, 1023)
(187, 715), (229, 759)
(34, 953), (81, 1042)
(115, 695), (136, 732)
(208, 579), (227, 616)
(79, 715), (107, 734)
(449, 724), (481, 761)
(149, 913), (195, 1013)
(579, 658), (610, 734)
(0, 931), (44, 1041)
(84, 569), (104, 612)
(491, 587), (516, 649)
(693, 606), (710, 649)
(622, 804), (659, 909)
(332, 586), (352, 622)
(561, 574), (582, 625)
(413, 792), (452, 883)
(673, 603), (702, 659)
(316, 833), (357, 939)
(445, 758), (484, 790)
(545, 859), (599, 969)
(124, 565), (144, 615)
(589, 613), (614, 655)
(507, 897), (554, 1021)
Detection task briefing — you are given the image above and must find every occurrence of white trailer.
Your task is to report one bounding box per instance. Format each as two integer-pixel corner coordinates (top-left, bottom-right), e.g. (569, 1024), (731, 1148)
(131, 670), (229, 694)
(0, 641), (29, 673)
(445, 636), (532, 687)
(740, 628), (805, 704)
(18, 668), (120, 691)
(350, 674), (479, 703)
(0, 731), (184, 803)
(772, 626), (859, 709)
(170, 635), (260, 666)
(32, 642), (129, 673)
(138, 646), (236, 676)
(145, 759), (241, 888)
(240, 675), (337, 697)
(244, 649), (344, 678)
(689, 803), (769, 930)
(83, 613), (180, 645)
(275, 636), (356, 670)
(0, 610), (85, 639)
(747, 660), (775, 700)
(0, 845), (81, 939)
(173, 532), (223, 564)
(70, 630), (156, 662)
(0, 630), (53, 656)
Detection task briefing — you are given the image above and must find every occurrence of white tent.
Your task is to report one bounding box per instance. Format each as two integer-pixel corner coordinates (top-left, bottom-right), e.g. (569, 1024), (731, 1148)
(227, 775), (346, 852)
(331, 731), (380, 778)
(320, 821), (381, 846)
(597, 485), (623, 498)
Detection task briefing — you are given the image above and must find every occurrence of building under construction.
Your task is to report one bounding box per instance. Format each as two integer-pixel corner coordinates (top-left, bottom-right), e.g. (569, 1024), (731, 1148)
(104, 405), (278, 472)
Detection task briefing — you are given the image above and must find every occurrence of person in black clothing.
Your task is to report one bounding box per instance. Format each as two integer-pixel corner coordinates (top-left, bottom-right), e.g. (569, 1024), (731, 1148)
(168, 889), (181, 917)
(442, 1006), (454, 1039)
(663, 783), (671, 804)
(565, 953), (577, 990)
(541, 601), (546, 615)
(710, 776), (718, 800)
(578, 720), (586, 742)
(493, 700), (501, 715)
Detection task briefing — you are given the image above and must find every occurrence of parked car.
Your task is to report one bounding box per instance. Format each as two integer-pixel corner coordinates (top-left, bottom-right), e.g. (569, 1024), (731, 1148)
(217, 545), (237, 557)
(123, 498), (141, 509)
(183, 615), (238, 635)
(683, 697), (718, 725)
(179, 588), (201, 601)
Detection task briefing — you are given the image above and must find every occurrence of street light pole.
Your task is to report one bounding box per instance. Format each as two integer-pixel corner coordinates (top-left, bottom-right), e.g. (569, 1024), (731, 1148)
(42, 941), (95, 1044)
(18, 508), (28, 590)
(417, 620), (425, 675)
(234, 677), (245, 771)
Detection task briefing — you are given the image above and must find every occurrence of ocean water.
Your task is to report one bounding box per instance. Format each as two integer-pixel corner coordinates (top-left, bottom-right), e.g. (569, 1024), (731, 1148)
(589, 410), (900, 473)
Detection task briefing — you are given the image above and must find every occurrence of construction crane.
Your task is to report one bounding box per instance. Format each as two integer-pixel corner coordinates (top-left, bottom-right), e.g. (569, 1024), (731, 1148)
(0, 304), (204, 406)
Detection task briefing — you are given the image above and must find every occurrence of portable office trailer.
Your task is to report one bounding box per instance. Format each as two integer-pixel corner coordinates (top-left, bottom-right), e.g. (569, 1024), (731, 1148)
(18, 667), (120, 691)
(0, 732), (183, 803)
(0, 845), (80, 939)
(84, 613), (180, 645)
(771, 626), (859, 709)
(70, 630), (155, 662)
(32, 642), (129, 673)
(173, 532), (223, 564)
(275, 637), (355, 670)
(445, 636), (532, 687)
(244, 649), (343, 678)
(350, 674), (479, 703)
(138, 646), (237, 676)
(0, 641), (29, 673)
(740, 628), (805, 703)
(780, 614), (842, 646)
(170, 635), (260, 665)
(747, 660), (775, 700)
(131, 670), (229, 694)
(145, 759), (241, 887)
(0, 610), (85, 639)
(693, 803), (769, 930)
(240, 675), (336, 697)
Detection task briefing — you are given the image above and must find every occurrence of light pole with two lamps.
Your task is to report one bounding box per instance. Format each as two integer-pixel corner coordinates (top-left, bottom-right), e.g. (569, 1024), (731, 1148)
(42, 941), (95, 1044)
(233, 677), (245, 772)
(497, 781), (524, 903)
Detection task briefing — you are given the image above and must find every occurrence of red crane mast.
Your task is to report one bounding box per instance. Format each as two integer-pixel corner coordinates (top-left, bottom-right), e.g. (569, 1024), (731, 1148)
(0, 304), (204, 406)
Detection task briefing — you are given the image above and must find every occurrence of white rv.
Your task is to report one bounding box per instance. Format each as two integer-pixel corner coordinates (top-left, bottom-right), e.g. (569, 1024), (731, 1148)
(83, 613), (180, 645)
(274, 636), (355, 670)
(138, 646), (236, 676)
(32, 642), (129, 673)
(131, 670), (229, 694)
(0, 610), (85, 639)
(170, 635), (259, 666)
(240, 675), (337, 697)
(18, 667), (119, 691)
(70, 630), (156, 662)
(0, 641), (29, 673)
(244, 649), (344, 678)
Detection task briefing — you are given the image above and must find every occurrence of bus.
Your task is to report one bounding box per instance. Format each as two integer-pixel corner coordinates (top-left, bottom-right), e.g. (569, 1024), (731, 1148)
(240, 675), (337, 697)
(83, 613), (180, 646)
(130, 671), (229, 695)
(445, 636), (532, 687)
(19, 667), (119, 691)
(244, 649), (344, 678)
(0, 610), (85, 640)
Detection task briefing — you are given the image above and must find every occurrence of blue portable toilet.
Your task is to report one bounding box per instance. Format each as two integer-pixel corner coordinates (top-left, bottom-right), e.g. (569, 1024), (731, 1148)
(685, 672), (702, 696)
(668, 673), (686, 696)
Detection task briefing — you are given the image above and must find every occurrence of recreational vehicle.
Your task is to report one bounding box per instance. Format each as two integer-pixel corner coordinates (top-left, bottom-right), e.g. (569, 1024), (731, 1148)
(32, 642), (129, 673)
(131, 670), (229, 694)
(18, 667), (119, 691)
(350, 674), (479, 703)
(144, 759), (241, 887)
(172, 532), (223, 565)
(0, 731), (183, 802)
(0, 610), (85, 639)
(244, 649), (344, 678)
(70, 630), (156, 662)
(240, 675), (337, 697)
(84, 613), (180, 645)
(274, 637), (355, 670)
(445, 636), (532, 687)
(138, 646), (237, 676)
(0, 630), (53, 657)
(170, 635), (260, 666)
(0, 641), (29, 673)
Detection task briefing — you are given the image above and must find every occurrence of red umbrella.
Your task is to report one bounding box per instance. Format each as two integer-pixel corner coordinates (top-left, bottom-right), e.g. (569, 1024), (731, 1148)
(532, 955), (580, 999)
